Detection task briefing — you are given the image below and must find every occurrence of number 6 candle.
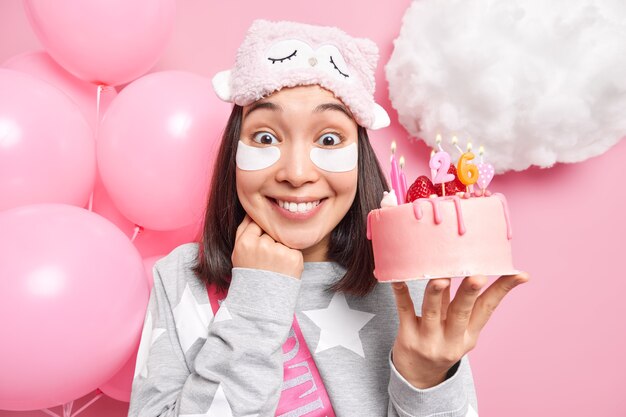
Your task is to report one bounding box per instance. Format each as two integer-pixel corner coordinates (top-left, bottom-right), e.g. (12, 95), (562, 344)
(457, 142), (479, 194)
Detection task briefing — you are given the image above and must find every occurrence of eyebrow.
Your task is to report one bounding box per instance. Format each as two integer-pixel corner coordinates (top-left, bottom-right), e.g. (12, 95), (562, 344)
(314, 102), (353, 120)
(243, 101), (353, 120)
(244, 101), (282, 118)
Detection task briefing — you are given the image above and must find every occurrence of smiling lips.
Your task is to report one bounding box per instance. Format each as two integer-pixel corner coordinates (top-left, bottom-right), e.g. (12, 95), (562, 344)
(276, 198), (321, 213)
(269, 197), (326, 218)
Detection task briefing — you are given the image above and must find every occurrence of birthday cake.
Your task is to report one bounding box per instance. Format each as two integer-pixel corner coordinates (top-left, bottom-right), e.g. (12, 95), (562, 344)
(367, 142), (518, 282)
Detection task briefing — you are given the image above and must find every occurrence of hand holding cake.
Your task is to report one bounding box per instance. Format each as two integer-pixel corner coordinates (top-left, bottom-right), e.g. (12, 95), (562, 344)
(390, 271), (530, 389)
(373, 134), (530, 388)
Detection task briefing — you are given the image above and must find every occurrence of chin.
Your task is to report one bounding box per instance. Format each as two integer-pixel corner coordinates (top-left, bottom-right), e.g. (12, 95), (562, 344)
(273, 231), (323, 251)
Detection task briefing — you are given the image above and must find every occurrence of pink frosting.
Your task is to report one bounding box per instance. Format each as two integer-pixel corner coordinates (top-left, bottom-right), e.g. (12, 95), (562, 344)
(368, 195), (518, 281)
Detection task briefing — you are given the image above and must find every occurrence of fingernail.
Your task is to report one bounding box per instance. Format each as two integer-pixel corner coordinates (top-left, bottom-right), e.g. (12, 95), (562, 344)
(391, 282), (406, 290)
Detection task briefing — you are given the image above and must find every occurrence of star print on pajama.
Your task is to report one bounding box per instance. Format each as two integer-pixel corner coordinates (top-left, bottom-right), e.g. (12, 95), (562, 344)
(179, 384), (259, 417)
(172, 283), (214, 352)
(302, 292), (375, 357)
(133, 309), (166, 379)
(213, 304), (232, 323)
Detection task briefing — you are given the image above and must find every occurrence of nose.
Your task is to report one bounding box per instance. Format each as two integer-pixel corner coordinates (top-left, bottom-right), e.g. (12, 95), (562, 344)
(274, 141), (320, 187)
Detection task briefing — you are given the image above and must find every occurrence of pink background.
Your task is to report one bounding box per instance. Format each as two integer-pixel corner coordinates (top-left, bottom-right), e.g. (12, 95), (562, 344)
(1, 0), (625, 416)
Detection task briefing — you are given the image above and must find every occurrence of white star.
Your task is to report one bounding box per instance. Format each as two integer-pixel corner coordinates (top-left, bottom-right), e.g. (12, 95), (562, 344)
(179, 384), (258, 417)
(213, 304), (232, 323)
(302, 292), (375, 358)
(172, 284), (214, 352)
(134, 310), (166, 379)
(466, 405), (479, 417)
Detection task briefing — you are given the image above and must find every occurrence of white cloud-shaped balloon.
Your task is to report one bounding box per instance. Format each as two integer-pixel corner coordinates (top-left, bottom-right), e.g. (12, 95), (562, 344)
(386, 0), (626, 172)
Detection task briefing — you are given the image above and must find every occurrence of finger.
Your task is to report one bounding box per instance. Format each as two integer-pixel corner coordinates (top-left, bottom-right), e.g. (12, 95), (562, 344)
(242, 216), (264, 238)
(419, 278), (449, 335)
(445, 275), (488, 341)
(260, 233), (276, 245)
(441, 282), (451, 320)
(235, 214), (252, 241)
(468, 272), (530, 337)
(391, 281), (417, 333)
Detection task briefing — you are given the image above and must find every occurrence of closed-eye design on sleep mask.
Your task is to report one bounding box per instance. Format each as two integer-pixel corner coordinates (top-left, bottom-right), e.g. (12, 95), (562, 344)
(212, 19), (390, 131)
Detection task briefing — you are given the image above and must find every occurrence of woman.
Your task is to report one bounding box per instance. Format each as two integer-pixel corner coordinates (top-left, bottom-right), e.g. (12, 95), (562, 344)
(128, 20), (528, 417)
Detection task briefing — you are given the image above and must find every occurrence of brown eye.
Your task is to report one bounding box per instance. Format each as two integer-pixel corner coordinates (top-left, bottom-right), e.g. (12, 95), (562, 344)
(316, 133), (342, 147)
(252, 132), (278, 145)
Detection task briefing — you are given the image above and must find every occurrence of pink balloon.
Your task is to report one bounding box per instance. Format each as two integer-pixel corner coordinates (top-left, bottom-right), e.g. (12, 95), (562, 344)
(98, 71), (229, 230)
(0, 204), (149, 411)
(99, 255), (163, 403)
(3, 51), (117, 130)
(90, 173), (201, 257)
(23, 0), (176, 86)
(0, 68), (95, 211)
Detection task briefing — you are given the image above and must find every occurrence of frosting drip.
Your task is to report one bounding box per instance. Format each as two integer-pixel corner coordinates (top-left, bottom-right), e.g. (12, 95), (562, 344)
(412, 196), (466, 235)
(450, 196), (466, 235)
(412, 201), (423, 220)
(493, 193), (513, 239)
(429, 199), (442, 224)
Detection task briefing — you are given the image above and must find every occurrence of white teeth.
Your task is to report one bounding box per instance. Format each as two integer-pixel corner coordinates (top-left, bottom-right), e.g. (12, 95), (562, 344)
(276, 199), (321, 213)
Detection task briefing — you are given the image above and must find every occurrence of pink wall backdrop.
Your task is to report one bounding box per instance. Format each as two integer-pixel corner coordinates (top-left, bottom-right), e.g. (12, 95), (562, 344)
(1, 1), (625, 416)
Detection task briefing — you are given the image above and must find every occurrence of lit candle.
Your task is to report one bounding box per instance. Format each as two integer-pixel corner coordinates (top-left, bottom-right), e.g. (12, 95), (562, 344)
(451, 135), (464, 156)
(429, 149), (436, 179)
(457, 141), (479, 194)
(389, 141), (402, 204)
(429, 149), (455, 196)
(399, 156), (407, 205)
(435, 133), (444, 151)
(476, 145), (494, 196)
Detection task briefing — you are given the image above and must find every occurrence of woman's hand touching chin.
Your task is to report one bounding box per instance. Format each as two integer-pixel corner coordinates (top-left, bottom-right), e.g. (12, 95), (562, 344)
(231, 214), (304, 279)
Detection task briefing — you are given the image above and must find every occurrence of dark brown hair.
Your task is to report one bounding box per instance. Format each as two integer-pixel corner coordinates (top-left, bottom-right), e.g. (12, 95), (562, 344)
(192, 104), (389, 296)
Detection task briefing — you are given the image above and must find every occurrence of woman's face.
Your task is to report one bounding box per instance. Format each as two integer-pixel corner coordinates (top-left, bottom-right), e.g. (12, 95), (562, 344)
(236, 85), (359, 261)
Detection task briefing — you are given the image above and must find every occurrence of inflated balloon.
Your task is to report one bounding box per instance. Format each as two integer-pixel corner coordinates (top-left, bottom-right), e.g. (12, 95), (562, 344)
(3, 51), (117, 130)
(98, 71), (229, 230)
(91, 174), (201, 258)
(23, 0), (176, 86)
(99, 255), (163, 403)
(0, 204), (149, 411)
(0, 69), (95, 211)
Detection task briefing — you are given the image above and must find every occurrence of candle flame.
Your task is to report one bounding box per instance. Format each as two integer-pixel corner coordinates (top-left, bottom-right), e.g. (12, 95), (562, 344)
(435, 133), (442, 145)
(467, 141), (473, 151)
(391, 140), (396, 154)
(451, 135), (458, 145)
(479, 145), (484, 155)
(399, 155), (405, 169)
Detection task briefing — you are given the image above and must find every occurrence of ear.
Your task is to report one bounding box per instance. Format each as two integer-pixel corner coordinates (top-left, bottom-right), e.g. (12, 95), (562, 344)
(353, 37), (379, 73)
(211, 70), (233, 101)
(370, 102), (391, 130)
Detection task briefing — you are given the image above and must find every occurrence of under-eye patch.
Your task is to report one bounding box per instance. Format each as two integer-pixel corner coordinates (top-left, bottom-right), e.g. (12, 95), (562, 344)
(236, 140), (280, 171)
(310, 143), (358, 172)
